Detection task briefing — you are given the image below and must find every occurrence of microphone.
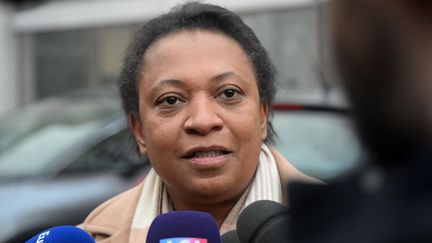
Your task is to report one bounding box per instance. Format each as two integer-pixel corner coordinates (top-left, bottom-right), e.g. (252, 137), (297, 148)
(25, 225), (95, 243)
(146, 210), (221, 243)
(221, 230), (240, 243)
(236, 200), (291, 243)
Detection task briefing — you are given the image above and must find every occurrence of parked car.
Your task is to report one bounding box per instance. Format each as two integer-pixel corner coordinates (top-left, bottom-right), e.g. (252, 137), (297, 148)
(272, 103), (361, 180)
(0, 87), (149, 243)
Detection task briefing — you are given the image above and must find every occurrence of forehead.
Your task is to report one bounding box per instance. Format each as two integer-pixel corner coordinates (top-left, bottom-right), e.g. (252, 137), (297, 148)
(143, 30), (252, 70)
(145, 29), (247, 58)
(139, 29), (256, 87)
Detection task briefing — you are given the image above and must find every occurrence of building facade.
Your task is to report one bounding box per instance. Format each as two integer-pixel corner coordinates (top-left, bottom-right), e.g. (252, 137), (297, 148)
(0, 0), (338, 116)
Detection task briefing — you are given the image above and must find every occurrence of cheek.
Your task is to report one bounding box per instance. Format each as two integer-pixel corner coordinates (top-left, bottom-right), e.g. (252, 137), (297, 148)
(142, 116), (180, 157)
(230, 107), (265, 147)
(142, 118), (182, 180)
(231, 112), (263, 179)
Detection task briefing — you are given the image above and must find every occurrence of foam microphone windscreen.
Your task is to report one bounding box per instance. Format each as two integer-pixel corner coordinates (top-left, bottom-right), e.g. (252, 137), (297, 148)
(146, 210), (221, 243)
(236, 200), (291, 243)
(221, 230), (240, 243)
(25, 225), (95, 243)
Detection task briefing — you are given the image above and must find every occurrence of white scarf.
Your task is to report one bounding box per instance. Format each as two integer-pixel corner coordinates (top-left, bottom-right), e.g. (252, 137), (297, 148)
(129, 144), (283, 242)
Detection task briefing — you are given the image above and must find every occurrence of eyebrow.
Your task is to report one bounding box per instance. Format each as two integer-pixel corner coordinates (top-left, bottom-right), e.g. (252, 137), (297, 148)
(213, 72), (246, 83)
(150, 71), (246, 92)
(150, 79), (185, 93)
(154, 79), (184, 87)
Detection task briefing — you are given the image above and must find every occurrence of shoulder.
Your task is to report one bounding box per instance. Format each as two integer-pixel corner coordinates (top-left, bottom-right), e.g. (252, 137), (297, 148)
(271, 148), (323, 185)
(79, 181), (145, 239)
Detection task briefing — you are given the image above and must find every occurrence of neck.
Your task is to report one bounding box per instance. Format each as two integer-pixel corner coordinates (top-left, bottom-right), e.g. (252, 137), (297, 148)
(166, 188), (243, 228)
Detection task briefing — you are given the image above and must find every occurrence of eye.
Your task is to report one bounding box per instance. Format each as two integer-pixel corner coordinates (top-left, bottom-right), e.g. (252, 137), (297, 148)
(219, 88), (241, 99)
(156, 95), (183, 107)
(223, 89), (237, 98)
(165, 96), (179, 105)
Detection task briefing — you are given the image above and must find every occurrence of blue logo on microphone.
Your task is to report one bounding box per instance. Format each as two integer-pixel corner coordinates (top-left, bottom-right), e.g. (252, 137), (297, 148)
(160, 237), (208, 243)
(35, 230), (50, 243)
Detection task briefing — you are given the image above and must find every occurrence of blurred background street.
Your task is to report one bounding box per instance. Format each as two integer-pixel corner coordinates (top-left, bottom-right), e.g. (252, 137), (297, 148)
(0, 0), (361, 242)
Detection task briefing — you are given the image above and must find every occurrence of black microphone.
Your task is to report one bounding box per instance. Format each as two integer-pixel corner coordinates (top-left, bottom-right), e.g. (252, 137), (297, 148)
(146, 210), (221, 243)
(236, 200), (291, 243)
(221, 230), (240, 243)
(25, 225), (95, 243)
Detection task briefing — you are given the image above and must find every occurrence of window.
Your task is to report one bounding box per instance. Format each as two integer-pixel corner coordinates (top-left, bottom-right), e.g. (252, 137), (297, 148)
(61, 129), (145, 174)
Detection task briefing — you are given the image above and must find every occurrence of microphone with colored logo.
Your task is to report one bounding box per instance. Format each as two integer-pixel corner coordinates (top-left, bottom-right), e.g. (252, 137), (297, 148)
(25, 225), (95, 243)
(236, 200), (291, 243)
(146, 210), (221, 243)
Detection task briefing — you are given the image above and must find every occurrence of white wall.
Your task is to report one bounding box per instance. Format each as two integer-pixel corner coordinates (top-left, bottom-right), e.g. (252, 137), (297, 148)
(0, 2), (18, 116)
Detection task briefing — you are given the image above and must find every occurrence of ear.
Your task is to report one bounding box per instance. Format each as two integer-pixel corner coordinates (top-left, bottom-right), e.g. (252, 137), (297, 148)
(128, 113), (147, 155)
(260, 103), (269, 141)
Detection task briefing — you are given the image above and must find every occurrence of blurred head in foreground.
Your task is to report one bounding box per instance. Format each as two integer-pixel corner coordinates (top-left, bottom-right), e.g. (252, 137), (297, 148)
(288, 4), (432, 242)
(332, 0), (432, 166)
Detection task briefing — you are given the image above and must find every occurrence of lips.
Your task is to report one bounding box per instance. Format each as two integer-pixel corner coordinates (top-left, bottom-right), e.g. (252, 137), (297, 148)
(182, 146), (231, 159)
(187, 150), (227, 158)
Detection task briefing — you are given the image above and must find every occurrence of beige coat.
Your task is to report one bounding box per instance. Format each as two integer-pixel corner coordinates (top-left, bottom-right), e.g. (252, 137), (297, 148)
(79, 150), (319, 242)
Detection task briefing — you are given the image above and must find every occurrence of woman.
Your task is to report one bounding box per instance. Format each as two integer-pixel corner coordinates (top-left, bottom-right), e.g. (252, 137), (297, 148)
(80, 2), (318, 242)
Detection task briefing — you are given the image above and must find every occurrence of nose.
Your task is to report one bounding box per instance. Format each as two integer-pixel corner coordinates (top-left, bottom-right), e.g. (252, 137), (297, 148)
(184, 96), (223, 135)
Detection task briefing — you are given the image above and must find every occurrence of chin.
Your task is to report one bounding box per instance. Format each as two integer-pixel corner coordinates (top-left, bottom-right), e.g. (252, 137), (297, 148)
(189, 177), (245, 200)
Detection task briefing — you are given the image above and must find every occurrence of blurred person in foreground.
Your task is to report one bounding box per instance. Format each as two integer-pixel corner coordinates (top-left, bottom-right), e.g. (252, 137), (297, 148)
(289, 0), (432, 242)
(79, 2), (318, 242)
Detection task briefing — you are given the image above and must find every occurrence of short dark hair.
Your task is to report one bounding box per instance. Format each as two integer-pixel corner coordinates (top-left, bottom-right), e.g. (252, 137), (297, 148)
(118, 1), (277, 144)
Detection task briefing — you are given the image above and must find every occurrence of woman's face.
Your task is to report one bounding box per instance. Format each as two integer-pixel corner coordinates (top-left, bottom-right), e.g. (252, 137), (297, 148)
(130, 30), (268, 204)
